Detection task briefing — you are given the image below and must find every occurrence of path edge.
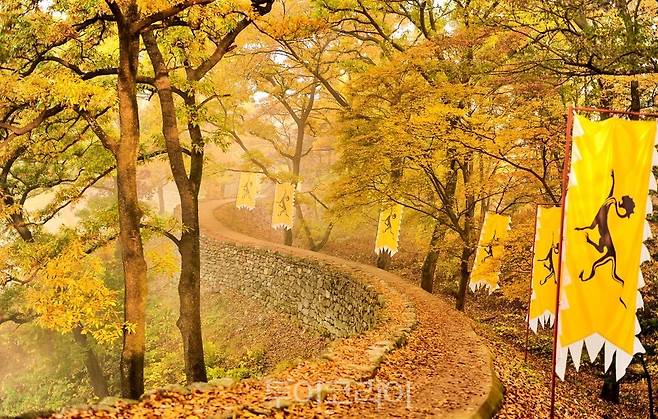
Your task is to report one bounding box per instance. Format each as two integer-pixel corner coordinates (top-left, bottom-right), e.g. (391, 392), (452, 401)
(471, 359), (504, 419)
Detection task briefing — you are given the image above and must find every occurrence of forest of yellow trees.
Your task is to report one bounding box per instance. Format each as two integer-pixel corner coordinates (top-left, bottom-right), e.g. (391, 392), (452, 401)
(0, 1), (657, 418)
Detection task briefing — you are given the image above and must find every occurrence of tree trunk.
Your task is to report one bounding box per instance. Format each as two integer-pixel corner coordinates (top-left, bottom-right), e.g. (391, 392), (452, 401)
(181, 108), (208, 384)
(263, 83), (318, 248)
(478, 153), (488, 224)
(296, 204), (316, 250)
(289, 126), (305, 247)
(376, 250), (391, 269)
(177, 198), (207, 383)
(455, 245), (473, 311)
(420, 251), (437, 293)
(72, 327), (109, 398)
(376, 250), (392, 269)
(296, 203), (333, 251)
(183, 93), (207, 384)
(2, 193), (34, 242)
(422, 154), (458, 292)
(420, 221), (446, 293)
(600, 361), (620, 403)
(283, 228), (293, 246)
(284, 109), (308, 247)
(116, 154), (148, 399)
(628, 78), (641, 120)
(116, 8), (148, 399)
(630, 80), (640, 117)
(11, 213), (34, 242)
(456, 155), (475, 311)
(144, 31), (207, 383)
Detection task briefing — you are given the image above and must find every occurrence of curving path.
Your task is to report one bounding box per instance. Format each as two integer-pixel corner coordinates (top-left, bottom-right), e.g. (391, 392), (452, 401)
(52, 199), (501, 418)
(197, 200), (502, 418)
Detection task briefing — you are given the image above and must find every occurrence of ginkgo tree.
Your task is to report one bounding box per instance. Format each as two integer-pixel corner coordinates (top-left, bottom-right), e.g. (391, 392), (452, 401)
(139, 0), (275, 383)
(206, 6), (343, 249)
(0, 219), (122, 398)
(0, 0), (279, 398)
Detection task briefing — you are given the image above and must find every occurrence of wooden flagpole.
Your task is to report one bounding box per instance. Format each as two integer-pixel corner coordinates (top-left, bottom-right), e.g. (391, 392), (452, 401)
(549, 105), (574, 419)
(524, 203), (539, 363)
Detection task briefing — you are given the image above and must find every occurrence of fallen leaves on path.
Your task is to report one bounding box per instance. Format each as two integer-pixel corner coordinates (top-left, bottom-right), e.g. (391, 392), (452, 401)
(51, 202), (494, 418)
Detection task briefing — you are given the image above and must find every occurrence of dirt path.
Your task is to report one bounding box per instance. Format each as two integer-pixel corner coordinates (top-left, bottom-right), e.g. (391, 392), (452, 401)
(52, 200), (499, 418)
(203, 200), (500, 417)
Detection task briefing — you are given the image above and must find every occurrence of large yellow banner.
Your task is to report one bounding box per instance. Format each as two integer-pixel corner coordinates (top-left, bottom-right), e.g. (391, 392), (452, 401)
(529, 206), (561, 332)
(375, 204), (403, 256)
(469, 212), (511, 293)
(235, 172), (260, 210)
(557, 115), (657, 381)
(272, 182), (295, 230)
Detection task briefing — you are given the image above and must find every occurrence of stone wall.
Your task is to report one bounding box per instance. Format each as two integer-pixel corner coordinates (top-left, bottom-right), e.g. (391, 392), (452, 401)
(200, 236), (382, 337)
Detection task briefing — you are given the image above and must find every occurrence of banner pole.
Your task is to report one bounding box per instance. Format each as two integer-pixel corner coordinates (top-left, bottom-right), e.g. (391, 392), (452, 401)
(550, 105), (574, 419)
(524, 203), (539, 363)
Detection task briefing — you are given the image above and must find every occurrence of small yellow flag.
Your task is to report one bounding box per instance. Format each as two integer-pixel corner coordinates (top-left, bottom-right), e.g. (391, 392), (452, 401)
(235, 173), (260, 210)
(375, 204), (403, 256)
(272, 182), (295, 230)
(529, 206), (561, 332)
(469, 212), (511, 293)
(556, 115), (657, 381)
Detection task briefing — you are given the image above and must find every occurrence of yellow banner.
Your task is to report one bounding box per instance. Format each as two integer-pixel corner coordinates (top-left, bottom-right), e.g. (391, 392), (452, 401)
(529, 206), (561, 332)
(375, 204), (403, 256)
(469, 212), (511, 293)
(557, 115), (657, 381)
(235, 173), (260, 210)
(272, 182), (295, 230)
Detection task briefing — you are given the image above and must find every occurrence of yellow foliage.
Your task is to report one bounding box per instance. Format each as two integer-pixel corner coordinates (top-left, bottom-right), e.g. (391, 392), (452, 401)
(7, 238), (122, 344)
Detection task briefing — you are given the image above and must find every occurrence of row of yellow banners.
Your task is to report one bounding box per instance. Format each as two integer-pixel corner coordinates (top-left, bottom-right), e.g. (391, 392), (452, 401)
(236, 171), (407, 254)
(234, 116), (656, 381)
(370, 116), (657, 381)
(470, 116), (658, 381)
(235, 173), (296, 231)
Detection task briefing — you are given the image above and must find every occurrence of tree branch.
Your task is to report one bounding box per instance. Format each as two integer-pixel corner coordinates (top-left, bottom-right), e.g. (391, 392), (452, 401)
(140, 223), (181, 246)
(76, 108), (119, 153)
(0, 105), (64, 140)
(132, 0), (215, 34)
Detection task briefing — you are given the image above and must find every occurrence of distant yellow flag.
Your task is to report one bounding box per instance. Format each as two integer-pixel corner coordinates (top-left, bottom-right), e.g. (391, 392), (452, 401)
(375, 204), (403, 256)
(529, 206), (561, 333)
(235, 173), (260, 210)
(272, 182), (295, 230)
(469, 212), (511, 293)
(557, 116), (657, 381)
